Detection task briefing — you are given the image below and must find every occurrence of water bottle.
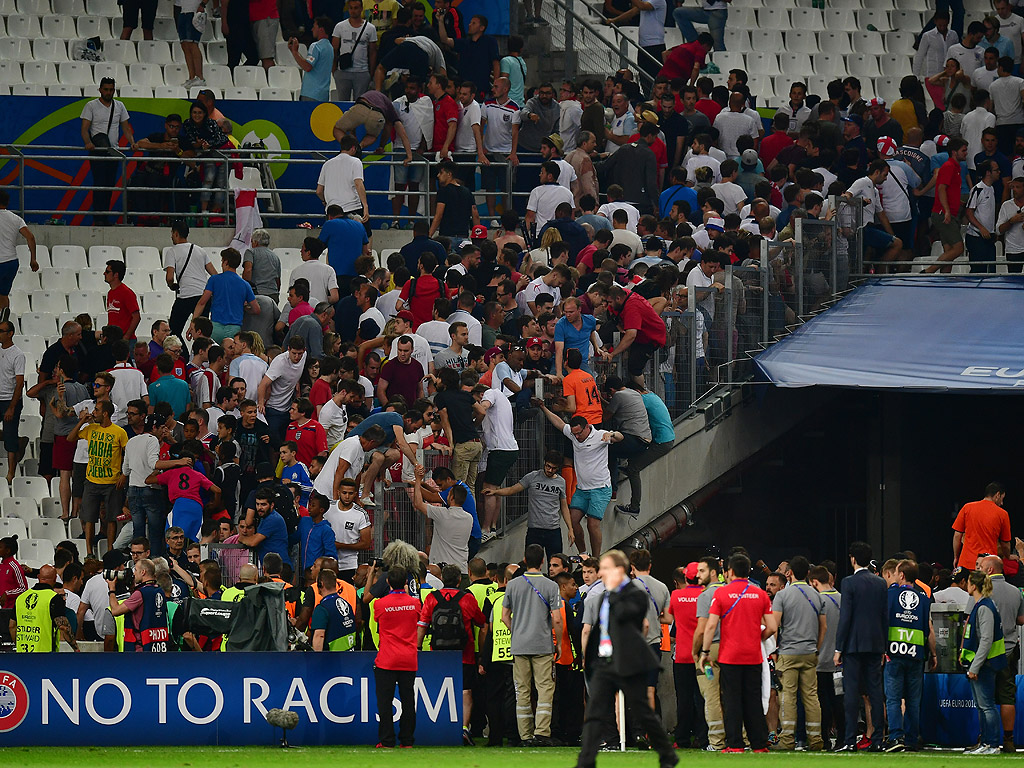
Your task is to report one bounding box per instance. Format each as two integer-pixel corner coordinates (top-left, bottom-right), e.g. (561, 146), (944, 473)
(704, 664), (714, 680)
(832, 670), (844, 695)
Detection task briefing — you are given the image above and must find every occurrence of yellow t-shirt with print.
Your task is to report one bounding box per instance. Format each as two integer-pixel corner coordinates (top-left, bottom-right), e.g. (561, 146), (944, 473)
(80, 423), (129, 484)
(363, 0), (398, 41)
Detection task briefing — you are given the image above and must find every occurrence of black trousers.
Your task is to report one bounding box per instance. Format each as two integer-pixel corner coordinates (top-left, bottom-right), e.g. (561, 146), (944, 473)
(90, 154), (119, 224)
(553, 663), (585, 744)
(577, 660), (675, 768)
(169, 295), (201, 353)
(673, 662), (707, 747)
(374, 666), (416, 747)
(816, 671), (844, 748)
(718, 662), (768, 750)
(841, 652), (883, 747)
(485, 662), (520, 746)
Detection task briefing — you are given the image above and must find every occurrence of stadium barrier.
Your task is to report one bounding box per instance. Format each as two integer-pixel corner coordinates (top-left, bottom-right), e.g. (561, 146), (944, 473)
(0, 651), (463, 746)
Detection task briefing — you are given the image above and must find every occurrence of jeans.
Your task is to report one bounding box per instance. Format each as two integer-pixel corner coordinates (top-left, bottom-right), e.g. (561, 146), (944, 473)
(608, 433), (648, 498)
(672, 6), (728, 50)
(264, 406), (291, 447)
(127, 486), (168, 556)
(169, 295), (201, 350)
(970, 664), (1001, 747)
(374, 666), (416, 747)
(884, 656), (923, 745)
(90, 153), (120, 225)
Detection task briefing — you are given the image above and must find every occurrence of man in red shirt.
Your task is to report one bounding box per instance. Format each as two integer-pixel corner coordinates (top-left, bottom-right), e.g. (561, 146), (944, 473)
(666, 562), (707, 748)
(694, 77), (723, 123)
(374, 565), (422, 748)
(418, 563), (486, 744)
(603, 284), (667, 386)
(285, 398), (328, 466)
(658, 33), (713, 83)
(952, 481), (1011, 569)
(429, 74), (459, 160)
(929, 137), (968, 273)
(759, 114), (795, 170)
(104, 260), (141, 340)
(397, 254), (444, 328)
(701, 553), (777, 753)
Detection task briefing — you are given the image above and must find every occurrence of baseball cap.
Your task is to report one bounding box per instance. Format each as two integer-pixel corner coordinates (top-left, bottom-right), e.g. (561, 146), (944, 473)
(470, 224), (488, 239)
(527, 337), (544, 348)
(740, 148), (759, 168)
(950, 566), (969, 581)
(935, 133), (950, 149)
(706, 216), (725, 232)
(396, 309), (415, 323)
(484, 346), (505, 364)
(867, 97), (886, 109)
(876, 135), (898, 157)
(842, 114), (863, 128)
(544, 132), (564, 152)
(102, 550), (127, 570)
(684, 561), (699, 581)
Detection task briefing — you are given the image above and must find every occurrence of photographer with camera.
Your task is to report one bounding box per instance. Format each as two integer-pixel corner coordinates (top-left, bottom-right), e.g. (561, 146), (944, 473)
(105, 557), (170, 652)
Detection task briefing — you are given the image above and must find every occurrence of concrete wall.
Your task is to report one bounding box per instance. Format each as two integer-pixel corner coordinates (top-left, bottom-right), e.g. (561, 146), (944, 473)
(480, 386), (835, 562)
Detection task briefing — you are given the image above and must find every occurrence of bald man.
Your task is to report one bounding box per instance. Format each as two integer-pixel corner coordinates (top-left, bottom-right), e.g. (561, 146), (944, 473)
(979, 554), (1024, 752)
(11, 564), (79, 652)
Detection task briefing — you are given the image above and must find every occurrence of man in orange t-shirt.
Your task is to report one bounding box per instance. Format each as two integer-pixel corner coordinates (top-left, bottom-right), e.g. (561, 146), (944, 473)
(952, 482), (1011, 569)
(560, 349), (601, 425)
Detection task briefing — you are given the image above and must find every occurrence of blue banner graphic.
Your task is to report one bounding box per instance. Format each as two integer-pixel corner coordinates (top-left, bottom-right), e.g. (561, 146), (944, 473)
(0, 652), (463, 746)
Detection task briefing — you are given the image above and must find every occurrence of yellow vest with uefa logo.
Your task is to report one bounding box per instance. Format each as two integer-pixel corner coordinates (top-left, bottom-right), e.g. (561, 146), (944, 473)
(15, 588), (58, 652)
(490, 591), (512, 663)
(219, 585), (247, 651)
(468, 581), (497, 652)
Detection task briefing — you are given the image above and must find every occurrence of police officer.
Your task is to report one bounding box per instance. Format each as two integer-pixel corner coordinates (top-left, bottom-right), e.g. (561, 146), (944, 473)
(311, 568), (358, 651)
(12, 565), (79, 652)
(106, 557), (169, 652)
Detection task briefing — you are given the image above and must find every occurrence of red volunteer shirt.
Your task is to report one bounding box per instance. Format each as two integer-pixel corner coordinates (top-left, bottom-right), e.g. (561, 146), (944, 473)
(669, 584), (704, 664)
(107, 283), (140, 339)
(418, 587), (485, 665)
(708, 578), (772, 665)
(374, 591), (422, 671)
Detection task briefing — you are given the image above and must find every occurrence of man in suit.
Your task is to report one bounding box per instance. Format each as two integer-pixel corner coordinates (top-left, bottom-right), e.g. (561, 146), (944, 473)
(834, 540), (888, 751)
(576, 550), (677, 768)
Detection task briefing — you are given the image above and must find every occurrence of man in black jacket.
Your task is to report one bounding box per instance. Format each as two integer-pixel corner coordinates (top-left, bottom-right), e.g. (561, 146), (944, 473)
(576, 550), (677, 768)
(834, 540), (888, 751)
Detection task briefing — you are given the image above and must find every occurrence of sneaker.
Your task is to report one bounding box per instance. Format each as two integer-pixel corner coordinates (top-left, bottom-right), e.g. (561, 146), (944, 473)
(463, 727), (475, 746)
(375, 743), (393, 748)
(963, 745), (987, 755)
(856, 735), (871, 750)
(361, 496), (376, 507)
(720, 748), (744, 753)
(1003, 741), (1017, 754)
(183, 77), (198, 86)
(383, 70), (401, 91)
(752, 748), (770, 753)
(615, 504), (639, 517)
(192, 78), (206, 86)
(704, 745), (718, 751)
(480, 530), (497, 543)
(883, 740), (905, 753)
(980, 745), (1002, 755)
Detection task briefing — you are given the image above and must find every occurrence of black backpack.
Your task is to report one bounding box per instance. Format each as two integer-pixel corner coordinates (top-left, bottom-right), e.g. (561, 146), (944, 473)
(271, 482), (298, 537)
(430, 589), (469, 650)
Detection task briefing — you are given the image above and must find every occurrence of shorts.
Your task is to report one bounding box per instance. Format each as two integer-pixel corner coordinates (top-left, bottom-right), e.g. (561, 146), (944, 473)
(381, 41), (429, 78)
(0, 260), (19, 295)
(930, 211), (964, 246)
(335, 103), (387, 139)
(462, 662), (477, 691)
(72, 462), (86, 499)
(890, 219), (914, 250)
(80, 480), (124, 525)
(627, 341), (658, 378)
(483, 449), (518, 485)
(862, 223), (895, 251)
(168, 496), (204, 542)
(480, 153), (511, 191)
(996, 645), (1020, 705)
(123, 0), (158, 29)
(52, 433), (77, 472)
(252, 17), (280, 60)
(177, 12), (202, 42)
(394, 160), (424, 185)
(0, 398), (20, 453)
(569, 485), (612, 521)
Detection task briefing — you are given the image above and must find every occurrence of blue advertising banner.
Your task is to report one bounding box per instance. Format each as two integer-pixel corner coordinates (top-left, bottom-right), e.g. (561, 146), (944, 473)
(921, 673), (1024, 747)
(0, 652), (463, 746)
(0, 97), (396, 225)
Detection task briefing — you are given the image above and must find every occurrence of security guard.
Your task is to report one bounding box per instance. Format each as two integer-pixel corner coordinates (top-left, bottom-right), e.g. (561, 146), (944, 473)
(219, 563), (259, 651)
(466, 557), (498, 738)
(107, 558), (170, 652)
(311, 568), (358, 651)
(479, 564), (517, 746)
(12, 565), (78, 652)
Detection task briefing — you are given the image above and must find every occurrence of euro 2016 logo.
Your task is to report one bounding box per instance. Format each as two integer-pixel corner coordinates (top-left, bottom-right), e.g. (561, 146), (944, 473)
(0, 672), (29, 732)
(898, 590), (920, 611)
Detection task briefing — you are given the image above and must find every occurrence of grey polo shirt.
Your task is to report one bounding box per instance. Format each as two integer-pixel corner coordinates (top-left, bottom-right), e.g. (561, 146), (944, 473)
(772, 581), (825, 656)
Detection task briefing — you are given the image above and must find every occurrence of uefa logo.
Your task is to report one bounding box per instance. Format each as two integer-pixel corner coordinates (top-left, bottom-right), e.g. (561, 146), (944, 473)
(898, 590), (920, 611)
(0, 671), (29, 732)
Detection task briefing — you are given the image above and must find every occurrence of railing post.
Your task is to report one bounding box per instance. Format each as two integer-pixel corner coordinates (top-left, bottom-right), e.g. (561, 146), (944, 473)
(687, 285), (697, 407)
(760, 238), (769, 343)
(618, 36), (629, 71)
(118, 149), (128, 226)
(829, 199), (839, 293)
(16, 148), (26, 219)
(794, 219), (805, 318)
(724, 264), (734, 384)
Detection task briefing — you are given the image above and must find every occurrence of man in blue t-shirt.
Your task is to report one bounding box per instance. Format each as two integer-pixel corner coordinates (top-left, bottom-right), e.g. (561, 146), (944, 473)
(290, 17), (333, 103)
(319, 205), (370, 292)
(189, 248), (260, 343)
(238, 486), (292, 567)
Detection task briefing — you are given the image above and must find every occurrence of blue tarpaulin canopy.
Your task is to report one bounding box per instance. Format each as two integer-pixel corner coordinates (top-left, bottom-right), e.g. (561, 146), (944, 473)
(755, 276), (1024, 392)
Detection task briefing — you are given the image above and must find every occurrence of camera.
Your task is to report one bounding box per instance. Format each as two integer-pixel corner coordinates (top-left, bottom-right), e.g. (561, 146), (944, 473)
(104, 567), (134, 593)
(372, 558), (385, 568)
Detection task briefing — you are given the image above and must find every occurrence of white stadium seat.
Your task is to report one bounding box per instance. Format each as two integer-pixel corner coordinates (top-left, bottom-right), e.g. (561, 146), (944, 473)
(790, 8), (823, 29)
(88, 245), (124, 265)
(722, 29), (750, 50)
(30, 518), (67, 545)
(852, 31), (887, 55)
(780, 53), (812, 76)
(786, 30), (819, 54)
(2, 497), (39, 521)
(17, 0), (49, 13)
(0, 518), (28, 540)
(22, 62), (57, 85)
(138, 41), (175, 65)
(747, 51), (781, 76)
(41, 13), (75, 37)
(207, 41), (228, 65)
(30, 292), (69, 313)
(856, 9), (890, 29)
(67, 291), (105, 316)
(12, 269), (41, 291)
(152, 16), (177, 39)
(848, 53), (881, 77)
(224, 86), (258, 100)
(39, 268), (78, 292)
(757, 7), (790, 30)
(813, 52), (846, 76)
(51, 245), (88, 269)
(0, 62), (24, 84)
(7, 14), (42, 38)
(205, 64), (234, 89)
(20, 540), (55, 569)
(130, 62), (165, 87)
(119, 85), (154, 98)
(260, 88), (293, 101)
(8, 293), (30, 315)
(125, 246), (161, 271)
(879, 53), (911, 77)
(58, 62), (95, 87)
(18, 414), (41, 441)
(54, 0), (86, 14)
(154, 85), (188, 99)
(18, 244), (49, 268)
(77, 15), (111, 38)
(40, 498), (63, 519)
(14, 476), (49, 499)
(35, 39), (70, 63)
(49, 84), (82, 97)
(729, 7), (757, 28)
(750, 29), (784, 52)
(102, 40), (139, 64)
(234, 65), (269, 89)
(164, 63), (190, 85)
(268, 66), (301, 90)
(819, 31), (854, 54)
(141, 291), (173, 315)
(95, 62), (130, 84)
(0, 38), (32, 60)
(890, 10), (923, 30)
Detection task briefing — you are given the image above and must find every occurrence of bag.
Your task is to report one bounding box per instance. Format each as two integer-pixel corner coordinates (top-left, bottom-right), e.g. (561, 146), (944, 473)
(93, 605), (117, 638)
(337, 21), (368, 70)
(90, 99), (117, 156)
(430, 589), (469, 650)
(272, 482), (298, 537)
(192, 10), (207, 32)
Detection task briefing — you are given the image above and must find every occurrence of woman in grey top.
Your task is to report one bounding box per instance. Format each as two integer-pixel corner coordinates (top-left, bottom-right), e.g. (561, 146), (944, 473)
(243, 229), (282, 303)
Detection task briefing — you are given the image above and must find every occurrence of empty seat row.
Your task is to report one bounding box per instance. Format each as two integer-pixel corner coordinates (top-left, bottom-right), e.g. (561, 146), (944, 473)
(728, 7), (925, 32)
(12, 266), (167, 294)
(16, 243), (162, 271)
(731, 0), (948, 9)
(712, 50), (912, 79)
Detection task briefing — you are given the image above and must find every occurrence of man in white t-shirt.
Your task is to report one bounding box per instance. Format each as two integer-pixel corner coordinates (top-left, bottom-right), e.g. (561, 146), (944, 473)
(318, 385), (349, 447)
(316, 137), (369, 216)
(331, 0), (376, 100)
(109, 343), (149, 424)
(605, 93), (637, 155)
(685, 135), (722, 185)
(965, 159), (1000, 273)
(713, 92), (760, 158)
(453, 81), (486, 179)
(257, 337), (306, 444)
(313, 426), (387, 500)
(0, 191), (37, 317)
(710, 159), (747, 213)
(228, 331), (269, 406)
(289, 237), (340, 305)
(525, 162), (575, 232)
(164, 220), (217, 344)
(472, 385), (518, 540)
(541, 134), (577, 189)
(81, 78), (135, 226)
(0, 318), (24, 482)
(325, 477), (372, 581)
(535, 401), (622, 557)
(598, 187), (641, 232)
